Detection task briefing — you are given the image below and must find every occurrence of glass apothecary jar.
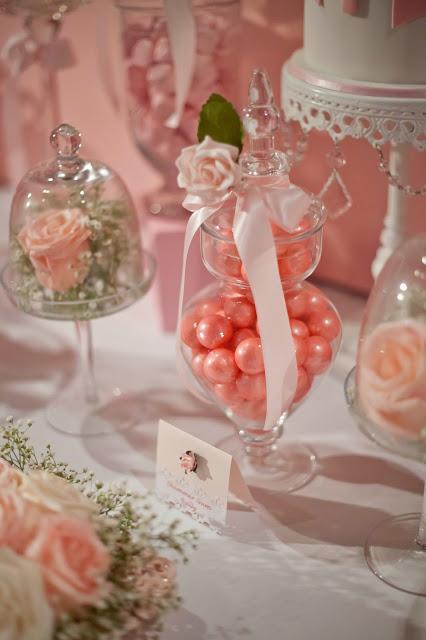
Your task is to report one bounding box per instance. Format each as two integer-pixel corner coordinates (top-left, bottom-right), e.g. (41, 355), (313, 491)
(177, 70), (342, 491)
(116, 0), (241, 217)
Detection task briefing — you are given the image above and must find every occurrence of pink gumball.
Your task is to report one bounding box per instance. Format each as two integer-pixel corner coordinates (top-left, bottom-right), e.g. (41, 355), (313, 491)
(222, 284), (254, 304)
(304, 336), (332, 376)
(285, 289), (308, 319)
(235, 337), (264, 374)
(216, 229), (239, 258)
(307, 310), (341, 343)
(270, 220), (287, 238)
(228, 328), (257, 350)
(214, 381), (241, 406)
(224, 296), (256, 329)
(203, 348), (239, 384)
(181, 309), (202, 349)
(290, 319), (309, 339)
(278, 250), (311, 279)
(214, 253), (242, 279)
(196, 297), (223, 317)
(293, 367), (312, 404)
(236, 372), (266, 401)
(196, 315), (233, 349)
(293, 336), (308, 367)
(192, 350), (208, 379)
(306, 289), (329, 314)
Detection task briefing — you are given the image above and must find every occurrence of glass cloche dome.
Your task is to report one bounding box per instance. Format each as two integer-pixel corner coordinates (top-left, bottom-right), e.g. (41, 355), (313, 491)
(3, 123), (146, 320)
(348, 234), (426, 461)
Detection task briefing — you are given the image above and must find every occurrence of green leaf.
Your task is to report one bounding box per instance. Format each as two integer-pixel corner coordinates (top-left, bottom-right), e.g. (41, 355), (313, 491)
(197, 93), (243, 153)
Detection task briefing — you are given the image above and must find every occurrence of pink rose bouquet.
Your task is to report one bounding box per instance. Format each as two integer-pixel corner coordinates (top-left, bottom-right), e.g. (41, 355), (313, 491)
(0, 417), (197, 640)
(358, 319), (426, 438)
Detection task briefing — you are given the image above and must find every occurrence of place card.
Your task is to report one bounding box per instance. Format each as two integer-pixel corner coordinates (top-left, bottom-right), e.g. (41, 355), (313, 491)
(156, 420), (254, 529)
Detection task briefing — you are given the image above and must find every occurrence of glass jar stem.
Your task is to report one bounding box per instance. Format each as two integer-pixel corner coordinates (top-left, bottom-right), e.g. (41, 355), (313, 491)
(239, 423), (283, 459)
(415, 480), (426, 549)
(75, 320), (98, 404)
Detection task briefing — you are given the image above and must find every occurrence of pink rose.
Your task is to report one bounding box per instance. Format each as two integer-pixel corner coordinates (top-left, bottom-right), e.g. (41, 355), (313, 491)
(0, 459), (25, 489)
(17, 207), (91, 293)
(176, 135), (241, 203)
(0, 490), (41, 553)
(179, 450), (198, 474)
(25, 515), (110, 613)
(358, 319), (426, 437)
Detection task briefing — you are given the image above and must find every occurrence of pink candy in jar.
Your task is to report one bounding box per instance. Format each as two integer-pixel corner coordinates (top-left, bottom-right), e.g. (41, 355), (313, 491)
(181, 280), (341, 423)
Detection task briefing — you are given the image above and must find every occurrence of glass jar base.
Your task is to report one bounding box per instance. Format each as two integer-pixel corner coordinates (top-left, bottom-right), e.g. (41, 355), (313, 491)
(220, 435), (316, 493)
(46, 377), (146, 438)
(365, 513), (426, 597)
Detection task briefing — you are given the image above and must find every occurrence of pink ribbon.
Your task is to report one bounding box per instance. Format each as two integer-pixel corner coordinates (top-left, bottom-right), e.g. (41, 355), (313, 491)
(177, 177), (311, 430)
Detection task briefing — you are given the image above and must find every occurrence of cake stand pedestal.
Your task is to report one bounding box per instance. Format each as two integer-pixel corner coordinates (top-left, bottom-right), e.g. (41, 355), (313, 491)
(281, 54), (426, 277)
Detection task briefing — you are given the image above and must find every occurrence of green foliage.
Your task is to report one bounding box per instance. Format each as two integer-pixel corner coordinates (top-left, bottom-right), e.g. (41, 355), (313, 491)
(197, 93), (243, 153)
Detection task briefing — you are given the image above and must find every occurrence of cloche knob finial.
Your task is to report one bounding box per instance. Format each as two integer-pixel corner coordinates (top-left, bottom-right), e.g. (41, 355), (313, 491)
(50, 123), (81, 158)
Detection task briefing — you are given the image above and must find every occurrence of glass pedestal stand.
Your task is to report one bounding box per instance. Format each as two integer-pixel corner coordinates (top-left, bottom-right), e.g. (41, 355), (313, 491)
(345, 367), (426, 596)
(1, 250), (156, 437)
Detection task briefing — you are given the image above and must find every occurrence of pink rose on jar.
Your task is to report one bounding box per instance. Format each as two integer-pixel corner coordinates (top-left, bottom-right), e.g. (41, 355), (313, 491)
(176, 136), (241, 203)
(25, 515), (110, 613)
(358, 319), (426, 437)
(17, 207), (91, 293)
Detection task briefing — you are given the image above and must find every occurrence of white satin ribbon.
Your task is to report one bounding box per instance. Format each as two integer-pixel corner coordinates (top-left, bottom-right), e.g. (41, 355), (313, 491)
(163, 0), (196, 129)
(177, 178), (311, 429)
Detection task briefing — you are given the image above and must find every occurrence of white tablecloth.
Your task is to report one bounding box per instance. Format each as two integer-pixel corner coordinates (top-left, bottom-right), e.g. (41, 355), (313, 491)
(1, 191), (425, 640)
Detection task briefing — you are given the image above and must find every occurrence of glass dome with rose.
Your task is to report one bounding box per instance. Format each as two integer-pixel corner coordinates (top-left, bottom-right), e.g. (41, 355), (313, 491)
(345, 234), (426, 596)
(176, 72), (342, 490)
(3, 124), (145, 321)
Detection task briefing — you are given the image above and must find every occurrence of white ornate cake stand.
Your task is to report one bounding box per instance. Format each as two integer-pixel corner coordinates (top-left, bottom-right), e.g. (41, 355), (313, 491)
(281, 53), (426, 277)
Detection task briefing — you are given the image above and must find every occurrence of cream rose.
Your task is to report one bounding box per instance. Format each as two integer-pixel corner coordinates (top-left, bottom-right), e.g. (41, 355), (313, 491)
(358, 319), (426, 437)
(25, 515), (110, 612)
(20, 470), (97, 519)
(17, 207), (91, 293)
(0, 459), (25, 489)
(0, 548), (54, 640)
(176, 135), (241, 201)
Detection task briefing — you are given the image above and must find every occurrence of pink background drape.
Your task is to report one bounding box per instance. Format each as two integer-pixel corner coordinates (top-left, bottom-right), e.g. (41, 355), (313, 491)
(0, 0), (424, 294)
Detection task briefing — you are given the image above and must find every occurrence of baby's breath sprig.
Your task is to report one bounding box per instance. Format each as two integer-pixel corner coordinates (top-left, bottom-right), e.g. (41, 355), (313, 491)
(0, 417), (198, 640)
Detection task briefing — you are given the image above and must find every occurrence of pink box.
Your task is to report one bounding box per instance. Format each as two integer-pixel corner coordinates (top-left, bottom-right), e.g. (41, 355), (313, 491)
(143, 215), (213, 332)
